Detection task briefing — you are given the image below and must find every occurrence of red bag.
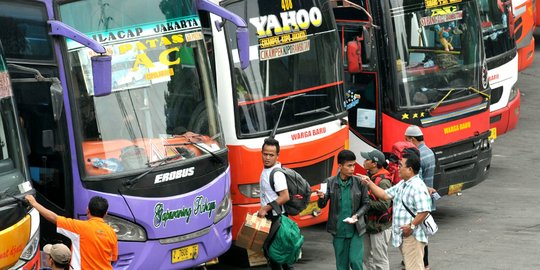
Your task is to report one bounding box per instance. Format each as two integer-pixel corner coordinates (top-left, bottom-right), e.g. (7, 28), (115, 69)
(347, 36), (363, 73)
(387, 141), (418, 185)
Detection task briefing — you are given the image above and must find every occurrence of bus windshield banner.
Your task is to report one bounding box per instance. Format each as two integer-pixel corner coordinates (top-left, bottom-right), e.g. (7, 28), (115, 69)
(425, 0), (463, 8)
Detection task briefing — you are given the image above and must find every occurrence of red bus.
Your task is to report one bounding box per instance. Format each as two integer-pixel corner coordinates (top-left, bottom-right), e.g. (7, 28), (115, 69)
(333, 0), (492, 196)
(512, 0), (536, 70)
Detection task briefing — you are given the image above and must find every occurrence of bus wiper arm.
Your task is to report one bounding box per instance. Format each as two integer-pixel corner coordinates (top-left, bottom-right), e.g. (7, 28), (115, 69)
(0, 188), (29, 207)
(270, 93), (306, 138)
(164, 141), (225, 165)
(123, 153), (185, 188)
(294, 106), (347, 126)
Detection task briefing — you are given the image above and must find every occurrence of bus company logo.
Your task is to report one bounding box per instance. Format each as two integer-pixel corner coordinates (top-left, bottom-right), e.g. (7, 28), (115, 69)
(154, 167), (195, 184)
(153, 195), (217, 228)
(443, 121), (471, 135)
(291, 127), (327, 141)
(488, 74), (499, 82)
(249, 7), (323, 39)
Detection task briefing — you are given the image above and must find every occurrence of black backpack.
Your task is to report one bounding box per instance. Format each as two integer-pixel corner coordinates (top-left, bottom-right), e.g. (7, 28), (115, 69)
(269, 167), (311, 216)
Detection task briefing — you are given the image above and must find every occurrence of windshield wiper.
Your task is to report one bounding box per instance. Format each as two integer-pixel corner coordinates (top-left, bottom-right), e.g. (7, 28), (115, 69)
(428, 87), (490, 111)
(163, 141), (225, 165)
(294, 106), (347, 126)
(269, 93), (306, 138)
(122, 153), (186, 188)
(0, 187), (29, 207)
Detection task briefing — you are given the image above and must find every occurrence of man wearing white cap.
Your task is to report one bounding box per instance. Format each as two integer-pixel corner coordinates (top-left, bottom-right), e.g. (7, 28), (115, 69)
(43, 243), (71, 270)
(404, 125), (436, 270)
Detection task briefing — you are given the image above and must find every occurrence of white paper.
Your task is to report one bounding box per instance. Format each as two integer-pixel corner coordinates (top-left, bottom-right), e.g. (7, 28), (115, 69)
(356, 108), (376, 128)
(18, 181), (32, 193)
(320, 183), (327, 194)
(343, 217), (356, 224)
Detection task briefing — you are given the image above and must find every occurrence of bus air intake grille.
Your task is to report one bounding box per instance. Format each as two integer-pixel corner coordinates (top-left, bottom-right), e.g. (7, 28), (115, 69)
(114, 252), (135, 269)
(159, 226), (211, 244)
(490, 86), (503, 105)
(287, 157), (335, 186)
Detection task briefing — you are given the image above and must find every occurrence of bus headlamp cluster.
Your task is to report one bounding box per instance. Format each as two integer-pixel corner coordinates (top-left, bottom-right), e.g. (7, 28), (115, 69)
(213, 192), (232, 224)
(238, 183), (261, 198)
(480, 138), (490, 150)
(19, 230), (39, 261)
(104, 215), (147, 242)
(509, 85), (519, 101)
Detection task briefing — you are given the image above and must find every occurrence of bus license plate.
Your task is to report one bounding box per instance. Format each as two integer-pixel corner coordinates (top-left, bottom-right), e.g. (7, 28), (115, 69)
(489, 127), (497, 141)
(171, 244), (198, 264)
(299, 201), (320, 216)
(448, 183), (464, 195)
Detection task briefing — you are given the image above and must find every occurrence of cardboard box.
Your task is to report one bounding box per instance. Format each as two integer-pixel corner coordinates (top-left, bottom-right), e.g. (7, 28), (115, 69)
(235, 213), (272, 251)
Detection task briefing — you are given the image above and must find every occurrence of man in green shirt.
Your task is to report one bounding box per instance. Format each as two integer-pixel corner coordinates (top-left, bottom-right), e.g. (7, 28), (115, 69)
(317, 150), (370, 270)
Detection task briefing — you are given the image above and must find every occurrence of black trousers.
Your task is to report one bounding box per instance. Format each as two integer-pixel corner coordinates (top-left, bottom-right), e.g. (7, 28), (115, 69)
(263, 214), (295, 270)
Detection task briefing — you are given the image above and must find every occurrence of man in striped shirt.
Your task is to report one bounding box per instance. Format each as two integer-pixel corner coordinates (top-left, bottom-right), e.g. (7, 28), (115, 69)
(405, 125), (436, 270)
(360, 152), (432, 270)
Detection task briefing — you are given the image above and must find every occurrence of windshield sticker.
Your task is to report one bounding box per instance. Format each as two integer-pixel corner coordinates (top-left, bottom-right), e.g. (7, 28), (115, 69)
(67, 16), (201, 49)
(249, 5), (322, 60)
(153, 195), (216, 228)
(0, 73), (13, 99)
(69, 17), (204, 95)
(425, 0), (462, 9)
(420, 11), (463, 26)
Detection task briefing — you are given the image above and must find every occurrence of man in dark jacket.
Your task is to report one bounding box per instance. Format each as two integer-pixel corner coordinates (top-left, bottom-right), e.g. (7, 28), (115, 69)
(317, 150), (370, 270)
(360, 149), (392, 270)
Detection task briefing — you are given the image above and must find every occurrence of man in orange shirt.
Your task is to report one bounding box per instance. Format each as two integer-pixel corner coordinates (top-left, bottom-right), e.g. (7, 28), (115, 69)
(26, 195), (118, 270)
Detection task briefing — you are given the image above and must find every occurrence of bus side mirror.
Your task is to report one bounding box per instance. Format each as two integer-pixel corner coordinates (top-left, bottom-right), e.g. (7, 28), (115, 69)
(91, 55), (112, 97)
(196, 0), (250, 69)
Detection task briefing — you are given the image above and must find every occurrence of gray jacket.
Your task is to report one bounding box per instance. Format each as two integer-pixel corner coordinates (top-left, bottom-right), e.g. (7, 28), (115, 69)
(318, 175), (370, 236)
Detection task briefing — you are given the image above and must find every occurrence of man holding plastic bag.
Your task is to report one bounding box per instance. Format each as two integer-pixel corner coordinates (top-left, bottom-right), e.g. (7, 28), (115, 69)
(360, 152), (432, 270)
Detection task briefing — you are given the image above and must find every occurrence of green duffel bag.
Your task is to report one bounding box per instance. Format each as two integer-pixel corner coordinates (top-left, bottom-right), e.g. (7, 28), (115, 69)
(268, 215), (304, 265)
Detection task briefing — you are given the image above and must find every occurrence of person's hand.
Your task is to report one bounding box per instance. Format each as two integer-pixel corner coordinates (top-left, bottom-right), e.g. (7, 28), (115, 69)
(316, 190), (325, 199)
(428, 187), (437, 195)
(25, 194), (36, 206)
(257, 208), (267, 218)
(400, 224), (414, 237)
(343, 214), (358, 224)
(358, 174), (372, 186)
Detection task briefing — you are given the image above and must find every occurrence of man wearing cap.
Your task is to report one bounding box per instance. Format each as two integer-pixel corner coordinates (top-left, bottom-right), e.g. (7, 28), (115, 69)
(360, 149), (392, 270)
(404, 125), (436, 270)
(43, 243), (71, 270)
(25, 195), (118, 270)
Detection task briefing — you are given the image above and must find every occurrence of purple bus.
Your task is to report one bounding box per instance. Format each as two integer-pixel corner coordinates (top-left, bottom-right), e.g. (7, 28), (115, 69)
(0, 0), (249, 269)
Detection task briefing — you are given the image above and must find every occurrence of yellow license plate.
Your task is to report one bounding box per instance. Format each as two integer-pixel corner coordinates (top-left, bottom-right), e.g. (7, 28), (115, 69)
(299, 201), (320, 216)
(489, 127), (497, 141)
(448, 183), (464, 195)
(171, 244), (198, 264)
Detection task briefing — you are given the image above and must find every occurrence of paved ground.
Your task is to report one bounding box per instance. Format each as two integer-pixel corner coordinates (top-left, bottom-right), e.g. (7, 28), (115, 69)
(209, 39), (540, 270)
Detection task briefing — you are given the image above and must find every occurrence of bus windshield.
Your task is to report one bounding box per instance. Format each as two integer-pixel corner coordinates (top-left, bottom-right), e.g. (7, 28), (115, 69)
(223, 0), (344, 137)
(478, 0), (515, 58)
(59, 0), (225, 178)
(0, 49), (28, 200)
(391, 1), (484, 108)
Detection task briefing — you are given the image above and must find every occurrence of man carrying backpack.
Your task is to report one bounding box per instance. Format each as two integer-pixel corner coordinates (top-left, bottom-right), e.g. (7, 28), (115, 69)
(316, 150), (370, 270)
(257, 138), (294, 270)
(360, 149), (392, 270)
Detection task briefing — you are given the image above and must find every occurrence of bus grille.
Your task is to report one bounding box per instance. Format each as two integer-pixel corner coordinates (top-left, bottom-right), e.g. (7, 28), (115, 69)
(287, 156), (335, 186)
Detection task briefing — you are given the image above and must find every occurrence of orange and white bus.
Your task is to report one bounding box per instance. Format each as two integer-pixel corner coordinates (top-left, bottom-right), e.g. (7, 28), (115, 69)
(512, 0), (535, 70)
(205, 0), (348, 248)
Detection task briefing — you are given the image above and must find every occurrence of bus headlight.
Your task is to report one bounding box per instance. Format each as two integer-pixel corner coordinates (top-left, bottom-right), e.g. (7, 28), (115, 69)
(19, 230), (39, 260)
(238, 183), (261, 198)
(213, 192), (232, 224)
(508, 85), (518, 101)
(104, 215), (147, 242)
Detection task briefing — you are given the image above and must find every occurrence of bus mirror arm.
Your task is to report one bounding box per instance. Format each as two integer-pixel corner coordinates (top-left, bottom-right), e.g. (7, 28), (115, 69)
(48, 20), (113, 97)
(196, 0), (250, 69)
